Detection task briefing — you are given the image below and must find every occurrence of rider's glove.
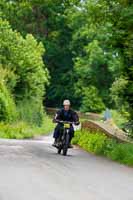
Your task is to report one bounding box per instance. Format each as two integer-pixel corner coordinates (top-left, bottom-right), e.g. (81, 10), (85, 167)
(74, 121), (80, 126)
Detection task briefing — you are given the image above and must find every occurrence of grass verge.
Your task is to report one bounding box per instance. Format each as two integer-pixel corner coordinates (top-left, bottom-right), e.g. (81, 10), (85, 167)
(0, 115), (54, 139)
(72, 130), (133, 166)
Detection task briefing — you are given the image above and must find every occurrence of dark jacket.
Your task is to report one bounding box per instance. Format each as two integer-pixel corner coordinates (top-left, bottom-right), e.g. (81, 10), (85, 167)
(53, 108), (79, 124)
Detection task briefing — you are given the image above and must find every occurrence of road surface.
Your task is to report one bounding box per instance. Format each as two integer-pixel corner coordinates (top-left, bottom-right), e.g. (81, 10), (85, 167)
(0, 135), (133, 200)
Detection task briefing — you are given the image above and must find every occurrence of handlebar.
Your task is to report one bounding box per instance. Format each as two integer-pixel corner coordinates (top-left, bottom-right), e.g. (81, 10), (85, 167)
(55, 120), (73, 124)
(54, 120), (79, 125)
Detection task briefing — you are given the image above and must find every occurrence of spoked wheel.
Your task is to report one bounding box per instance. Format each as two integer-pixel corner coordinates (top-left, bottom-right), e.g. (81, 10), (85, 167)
(63, 146), (68, 156)
(58, 147), (62, 154)
(62, 133), (70, 156)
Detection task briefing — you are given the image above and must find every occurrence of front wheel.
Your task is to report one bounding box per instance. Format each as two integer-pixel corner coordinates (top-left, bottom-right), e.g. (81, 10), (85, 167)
(63, 146), (68, 156)
(58, 147), (62, 154)
(62, 133), (70, 156)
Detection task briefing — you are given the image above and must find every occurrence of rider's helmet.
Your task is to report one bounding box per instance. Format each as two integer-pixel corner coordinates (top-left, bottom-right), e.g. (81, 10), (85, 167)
(63, 99), (71, 106)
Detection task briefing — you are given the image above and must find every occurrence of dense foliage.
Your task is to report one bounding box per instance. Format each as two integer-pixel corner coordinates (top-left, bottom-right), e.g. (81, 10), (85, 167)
(0, 0), (78, 106)
(0, 18), (49, 125)
(0, 0), (133, 124)
(72, 130), (133, 166)
(0, 116), (54, 139)
(68, 0), (133, 115)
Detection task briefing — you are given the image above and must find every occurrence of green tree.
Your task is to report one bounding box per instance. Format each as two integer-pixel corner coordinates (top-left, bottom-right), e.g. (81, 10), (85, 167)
(67, 0), (133, 115)
(0, 0), (80, 107)
(1, 0), (133, 119)
(80, 86), (105, 113)
(0, 19), (49, 124)
(0, 68), (17, 122)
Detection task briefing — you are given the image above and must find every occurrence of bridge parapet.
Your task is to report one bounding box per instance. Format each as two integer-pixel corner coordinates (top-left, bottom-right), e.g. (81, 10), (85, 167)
(82, 120), (132, 143)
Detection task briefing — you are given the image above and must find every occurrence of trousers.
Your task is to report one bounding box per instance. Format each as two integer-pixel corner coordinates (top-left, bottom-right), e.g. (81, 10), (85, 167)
(53, 123), (74, 140)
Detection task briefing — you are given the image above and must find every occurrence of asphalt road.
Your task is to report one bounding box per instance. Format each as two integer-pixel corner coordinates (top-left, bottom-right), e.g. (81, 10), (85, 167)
(0, 135), (133, 200)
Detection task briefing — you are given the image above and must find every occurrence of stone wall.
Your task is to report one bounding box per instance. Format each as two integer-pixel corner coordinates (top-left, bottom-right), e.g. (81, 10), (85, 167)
(82, 120), (132, 143)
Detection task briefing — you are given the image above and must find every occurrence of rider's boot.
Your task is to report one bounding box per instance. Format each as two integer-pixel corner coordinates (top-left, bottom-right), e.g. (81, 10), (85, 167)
(68, 143), (73, 148)
(52, 138), (58, 147)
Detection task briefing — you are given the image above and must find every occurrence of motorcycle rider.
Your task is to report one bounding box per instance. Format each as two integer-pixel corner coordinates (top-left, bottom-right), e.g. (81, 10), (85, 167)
(52, 100), (80, 148)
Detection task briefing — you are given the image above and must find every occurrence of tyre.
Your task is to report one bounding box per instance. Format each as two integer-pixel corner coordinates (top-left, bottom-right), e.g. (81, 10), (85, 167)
(63, 147), (67, 156)
(58, 147), (62, 154)
(62, 133), (70, 156)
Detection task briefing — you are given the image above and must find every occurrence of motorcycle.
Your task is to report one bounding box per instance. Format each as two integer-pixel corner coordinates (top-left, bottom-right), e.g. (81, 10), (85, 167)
(54, 121), (74, 156)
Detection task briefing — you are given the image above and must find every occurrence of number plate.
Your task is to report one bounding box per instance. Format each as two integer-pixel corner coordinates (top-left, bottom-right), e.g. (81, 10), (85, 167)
(64, 124), (70, 128)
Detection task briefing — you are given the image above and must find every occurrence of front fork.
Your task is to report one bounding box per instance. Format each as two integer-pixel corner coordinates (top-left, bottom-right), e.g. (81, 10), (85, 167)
(62, 129), (70, 145)
(58, 128), (70, 146)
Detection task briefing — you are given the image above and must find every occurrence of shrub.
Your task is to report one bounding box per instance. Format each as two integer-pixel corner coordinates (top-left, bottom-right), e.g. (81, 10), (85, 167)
(86, 133), (107, 154)
(123, 121), (133, 138)
(0, 121), (32, 139)
(72, 130), (108, 154)
(17, 99), (44, 126)
(104, 138), (118, 156)
(0, 81), (17, 122)
(73, 129), (133, 166)
(72, 131), (82, 144)
(0, 115), (54, 139)
(107, 143), (133, 166)
(78, 131), (107, 154)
